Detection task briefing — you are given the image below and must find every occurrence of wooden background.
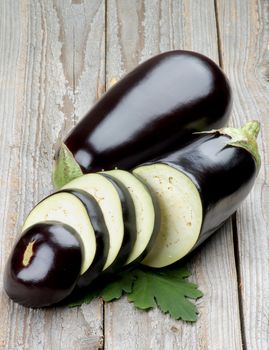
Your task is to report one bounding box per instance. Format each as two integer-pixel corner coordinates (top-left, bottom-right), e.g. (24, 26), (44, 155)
(0, 1), (268, 349)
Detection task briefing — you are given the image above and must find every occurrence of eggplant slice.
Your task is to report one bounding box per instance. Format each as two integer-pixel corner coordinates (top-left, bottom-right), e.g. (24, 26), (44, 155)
(62, 173), (136, 272)
(133, 164), (203, 268)
(104, 170), (160, 265)
(4, 222), (83, 308)
(23, 192), (96, 275)
(58, 189), (109, 288)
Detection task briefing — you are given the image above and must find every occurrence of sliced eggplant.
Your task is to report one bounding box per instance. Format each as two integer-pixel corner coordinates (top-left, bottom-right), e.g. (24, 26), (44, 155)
(58, 189), (109, 288)
(99, 173), (137, 269)
(133, 164), (203, 268)
(4, 222), (83, 307)
(62, 173), (136, 272)
(23, 192), (96, 275)
(104, 170), (160, 265)
(133, 121), (260, 268)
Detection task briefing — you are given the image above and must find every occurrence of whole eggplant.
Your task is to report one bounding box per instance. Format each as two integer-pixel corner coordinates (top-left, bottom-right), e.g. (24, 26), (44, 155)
(53, 50), (232, 189)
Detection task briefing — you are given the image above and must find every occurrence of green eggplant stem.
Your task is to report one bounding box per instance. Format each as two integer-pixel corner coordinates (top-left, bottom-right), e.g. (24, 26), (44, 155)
(223, 120), (261, 168)
(52, 143), (83, 190)
(242, 120), (260, 139)
(195, 120), (261, 168)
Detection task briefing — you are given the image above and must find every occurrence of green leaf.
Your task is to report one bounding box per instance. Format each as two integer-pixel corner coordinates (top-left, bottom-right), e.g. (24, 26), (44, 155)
(52, 143), (83, 190)
(128, 268), (203, 322)
(67, 267), (203, 322)
(101, 272), (136, 301)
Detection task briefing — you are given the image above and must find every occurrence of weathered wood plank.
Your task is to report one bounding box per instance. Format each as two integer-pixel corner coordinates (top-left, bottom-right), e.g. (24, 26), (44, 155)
(0, 1), (105, 349)
(104, 1), (242, 349)
(216, 0), (269, 348)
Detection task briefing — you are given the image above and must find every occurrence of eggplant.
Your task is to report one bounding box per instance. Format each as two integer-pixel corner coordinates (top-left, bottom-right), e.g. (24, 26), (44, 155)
(4, 120), (260, 307)
(62, 173), (137, 273)
(103, 170), (160, 265)
(133, 121), (260, 268)
(4, 222), (83, 308)
(53, 50), (232, 189)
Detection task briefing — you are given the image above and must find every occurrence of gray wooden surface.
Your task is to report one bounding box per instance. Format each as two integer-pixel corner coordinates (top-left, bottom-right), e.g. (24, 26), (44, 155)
(0, 1), (268, 349)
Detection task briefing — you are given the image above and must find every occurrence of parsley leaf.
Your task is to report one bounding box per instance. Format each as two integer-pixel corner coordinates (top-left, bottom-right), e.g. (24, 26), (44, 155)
(68, 266), (203, 322)
(128, 268), (203, 322)
(101, 272), (135, 301)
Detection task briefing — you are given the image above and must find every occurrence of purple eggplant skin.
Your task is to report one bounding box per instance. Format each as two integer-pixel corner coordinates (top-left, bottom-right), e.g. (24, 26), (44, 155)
(145, 121), (260, 250)
(4, 222), (83, 308)
(62, 50), (232, 173)
(58, 189), (110, 288)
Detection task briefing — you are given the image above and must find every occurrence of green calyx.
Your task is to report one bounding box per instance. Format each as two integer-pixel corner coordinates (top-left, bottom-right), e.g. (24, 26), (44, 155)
(52, 143), (83, 190)
(198, 120), (261, 167)
(222, 120), (260, 168)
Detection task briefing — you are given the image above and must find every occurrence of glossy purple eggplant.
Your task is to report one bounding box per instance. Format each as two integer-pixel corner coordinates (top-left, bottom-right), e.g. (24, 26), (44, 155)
(163, 122), (260, 247)
(4, 222), (83, 307)
(53, 50), (232, 188)
(133, 121), (260, 267)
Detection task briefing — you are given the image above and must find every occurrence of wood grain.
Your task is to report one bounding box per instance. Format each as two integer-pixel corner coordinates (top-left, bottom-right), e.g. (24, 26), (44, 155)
(104, 1), (242, 349)
(1, 0), (268, 349)
(0, 1), (105, 349)
(216, 0), (269, 348)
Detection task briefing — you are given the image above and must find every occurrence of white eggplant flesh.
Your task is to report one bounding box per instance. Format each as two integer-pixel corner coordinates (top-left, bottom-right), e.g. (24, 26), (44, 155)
(104, 169), (159, 265)
(62, 174), (126, 270)
(133, 164), (203, 268)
